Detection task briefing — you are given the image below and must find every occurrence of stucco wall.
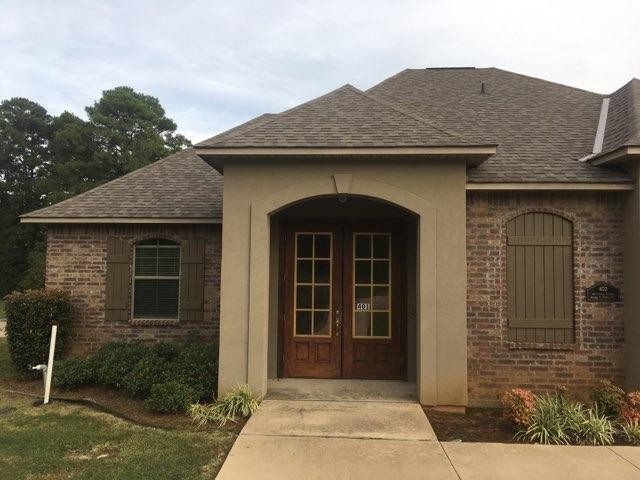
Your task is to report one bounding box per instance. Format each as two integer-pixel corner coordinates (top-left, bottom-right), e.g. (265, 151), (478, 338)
(46, 224), (221, 355)
(217, 158), (469, 405)
(466, 191), (626, 406)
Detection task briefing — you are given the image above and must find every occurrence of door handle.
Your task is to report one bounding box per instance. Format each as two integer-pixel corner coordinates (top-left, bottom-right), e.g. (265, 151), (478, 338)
(335, 310), (342, 336)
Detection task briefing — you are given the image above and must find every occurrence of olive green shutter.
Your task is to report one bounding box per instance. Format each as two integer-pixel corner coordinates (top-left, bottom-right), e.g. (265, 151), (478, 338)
(180, 238), (205, 321)
(507, 213), (574, 343)
(105, 237), (131, 321)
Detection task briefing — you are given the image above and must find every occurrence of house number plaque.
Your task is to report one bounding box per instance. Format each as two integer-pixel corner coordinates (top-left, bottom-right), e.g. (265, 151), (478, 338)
(585, 283), (619, 303)
(356, 303), (371, 310)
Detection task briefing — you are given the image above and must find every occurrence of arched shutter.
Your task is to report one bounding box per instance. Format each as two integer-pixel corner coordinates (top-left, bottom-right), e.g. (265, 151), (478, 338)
(105, 237), (131, 321)
(180, 238), (205, 321)
(506, 212), (574, 343)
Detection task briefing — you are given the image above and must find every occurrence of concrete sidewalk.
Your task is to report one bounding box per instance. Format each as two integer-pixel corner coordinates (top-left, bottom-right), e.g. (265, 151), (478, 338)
(216, 380), (640, 479)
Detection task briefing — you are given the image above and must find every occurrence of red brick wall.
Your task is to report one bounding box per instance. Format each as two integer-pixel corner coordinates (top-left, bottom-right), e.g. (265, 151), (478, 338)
(467, 191), (626, 406)
(46, 224), (221, 356)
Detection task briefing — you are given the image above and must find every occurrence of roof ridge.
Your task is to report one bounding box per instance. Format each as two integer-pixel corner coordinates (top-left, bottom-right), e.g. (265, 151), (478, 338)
(23, 148), (199, 217)
(202, 85), (357, 146)
(364, 68), (412, 94)
(350, 85), (464, 139)
(488, 68), (604, 96)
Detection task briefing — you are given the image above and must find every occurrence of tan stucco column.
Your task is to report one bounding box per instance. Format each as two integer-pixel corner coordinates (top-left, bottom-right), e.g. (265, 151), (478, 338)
(217, 162), (468, 406)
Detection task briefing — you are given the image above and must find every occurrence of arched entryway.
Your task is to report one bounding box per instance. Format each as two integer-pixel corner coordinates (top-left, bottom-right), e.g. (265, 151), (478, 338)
(268, 196), (418, 383)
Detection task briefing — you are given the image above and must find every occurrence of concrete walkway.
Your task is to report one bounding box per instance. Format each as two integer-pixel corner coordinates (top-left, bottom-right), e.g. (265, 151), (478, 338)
(216, 379), (640, 479)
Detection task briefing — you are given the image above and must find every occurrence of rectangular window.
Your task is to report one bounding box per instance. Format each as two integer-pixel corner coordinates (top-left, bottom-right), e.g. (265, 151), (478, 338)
(353, 233), (391, 338)
(133, 239), (180, 319)
(506, 213), (574, 343)
(294, 233), (332, 337)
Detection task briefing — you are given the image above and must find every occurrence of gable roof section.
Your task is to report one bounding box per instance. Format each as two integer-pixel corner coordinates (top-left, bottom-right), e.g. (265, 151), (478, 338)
(600, 78), (640, 156)
(367, 68), (632, 183)
(197, 84), (485, 148)
(22, 148), (222, 222)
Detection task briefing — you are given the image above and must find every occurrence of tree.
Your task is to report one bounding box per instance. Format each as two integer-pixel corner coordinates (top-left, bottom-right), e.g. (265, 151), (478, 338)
(86, 86), (190, 175)
(0, 98), (52, 294)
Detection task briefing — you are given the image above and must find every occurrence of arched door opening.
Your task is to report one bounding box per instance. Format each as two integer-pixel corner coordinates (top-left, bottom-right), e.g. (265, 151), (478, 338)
(268, 195), (418, 382)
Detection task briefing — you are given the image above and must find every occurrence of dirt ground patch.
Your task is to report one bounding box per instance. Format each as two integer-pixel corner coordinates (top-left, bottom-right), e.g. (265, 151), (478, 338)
(425, 407), (517, 443)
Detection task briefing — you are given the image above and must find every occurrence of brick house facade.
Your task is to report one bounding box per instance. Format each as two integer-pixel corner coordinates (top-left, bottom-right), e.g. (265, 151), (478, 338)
(46, 224), (222, 355)
(467, 191), (626, 405)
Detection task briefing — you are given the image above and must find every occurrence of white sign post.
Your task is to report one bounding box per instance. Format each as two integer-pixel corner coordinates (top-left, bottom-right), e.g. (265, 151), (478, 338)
(43, 325), (57, 405)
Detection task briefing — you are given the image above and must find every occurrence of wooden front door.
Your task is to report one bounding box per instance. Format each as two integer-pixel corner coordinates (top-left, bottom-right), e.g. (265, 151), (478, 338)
(281, 223), (404, 380)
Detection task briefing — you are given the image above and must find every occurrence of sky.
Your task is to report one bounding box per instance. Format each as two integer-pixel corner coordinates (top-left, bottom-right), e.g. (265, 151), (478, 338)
(1, 0), (639, 143)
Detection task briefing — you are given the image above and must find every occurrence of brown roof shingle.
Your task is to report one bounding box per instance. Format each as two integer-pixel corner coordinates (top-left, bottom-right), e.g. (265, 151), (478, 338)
(22, 148), (222, 220)
(197, 84), (480, 148)
(601, 78), (640, 156)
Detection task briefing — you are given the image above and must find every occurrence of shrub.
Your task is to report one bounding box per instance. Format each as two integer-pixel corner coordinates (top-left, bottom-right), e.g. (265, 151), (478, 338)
(122, 353), (166, 398)
(168, 342), (218, 401)
(53, 357), (96, 389)
(592, 380), (626, 418)
(621, 391), (640, 423)
(151, 342), (181, 362)
(515, 393), (572, 445)
(620, 419), (640, 445)
(574, 405), (615, 446)
(500, 388), (535, 428)
(4, 289), (72, 377)
(93, 342), (150, 388)
(190, 384), (260, 427)
(145, 381), (198, 413)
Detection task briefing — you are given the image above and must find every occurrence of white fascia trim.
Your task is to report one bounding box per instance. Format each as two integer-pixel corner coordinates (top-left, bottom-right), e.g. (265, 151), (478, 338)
(466, 183), (634, 191)
(20, 217), (222, 224)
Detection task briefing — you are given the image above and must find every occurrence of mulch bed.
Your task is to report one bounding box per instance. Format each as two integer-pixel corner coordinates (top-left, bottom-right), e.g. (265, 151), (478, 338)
(424, 407), (519, 443)
(0, 377), (245, 433)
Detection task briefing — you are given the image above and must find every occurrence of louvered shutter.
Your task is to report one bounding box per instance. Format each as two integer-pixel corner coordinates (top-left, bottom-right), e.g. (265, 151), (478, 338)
(105, 237), (131, 321)
(506, 212), (574, 343)
(180, 238), (205, 321)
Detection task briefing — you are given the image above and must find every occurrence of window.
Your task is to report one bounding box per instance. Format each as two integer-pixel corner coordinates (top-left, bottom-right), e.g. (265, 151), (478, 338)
(133, 239), (180, 319)
(506, 212), (574, 343)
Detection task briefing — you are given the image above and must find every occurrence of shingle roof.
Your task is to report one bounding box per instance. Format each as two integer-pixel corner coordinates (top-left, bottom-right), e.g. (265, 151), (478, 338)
(601, 78), (640, 156)
(22, 148), (222, 220)
(197, 84), (480, 148)
(367, 68), (632, 183)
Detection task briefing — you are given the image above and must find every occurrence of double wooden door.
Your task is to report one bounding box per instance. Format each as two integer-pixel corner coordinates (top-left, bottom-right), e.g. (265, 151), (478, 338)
(280, 223), (404, 380)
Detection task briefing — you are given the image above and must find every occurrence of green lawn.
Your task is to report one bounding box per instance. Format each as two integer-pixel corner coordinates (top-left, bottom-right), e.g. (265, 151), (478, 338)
(0, 339), (237, 479)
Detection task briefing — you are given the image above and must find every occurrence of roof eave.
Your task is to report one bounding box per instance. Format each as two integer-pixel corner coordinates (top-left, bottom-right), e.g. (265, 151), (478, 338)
(20, 217), (222, 225)
(590, 146), (640, 166)
(195, 145), (498, 169)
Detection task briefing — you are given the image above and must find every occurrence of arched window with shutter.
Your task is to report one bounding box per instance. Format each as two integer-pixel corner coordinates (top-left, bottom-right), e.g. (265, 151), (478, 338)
(506, 212), (574, 343)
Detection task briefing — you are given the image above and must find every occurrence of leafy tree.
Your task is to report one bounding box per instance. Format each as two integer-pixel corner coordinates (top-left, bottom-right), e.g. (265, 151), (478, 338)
(86, 86), (190, 175)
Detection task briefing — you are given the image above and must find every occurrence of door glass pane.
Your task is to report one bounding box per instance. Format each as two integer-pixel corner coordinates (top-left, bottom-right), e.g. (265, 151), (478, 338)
(293, 232), (332, 337)
(314, 286), (330, 309)
(354, 312), (371, 336)
(355, 260), (371, 284)
(355, 234), (371, 258)
(372, 260), (389, 284)
(296, 285), (312, 309)
(297, 234), (313, 258)
(372, 235), (389, 258)
(297, 260), (312, 283)
(314, 234), (331, 258)
(372, 286), (389, 310)
(314, 260), (330, 284)
(372, 312), (390, 337)
(352, 233), (392, 338)
(296, 311), (312, 335)
(313, 311), (330, 335)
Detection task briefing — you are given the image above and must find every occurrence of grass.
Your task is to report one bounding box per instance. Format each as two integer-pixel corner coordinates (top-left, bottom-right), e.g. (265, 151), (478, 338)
(0, 299), (5, 319)
(0, 339), (238, 479)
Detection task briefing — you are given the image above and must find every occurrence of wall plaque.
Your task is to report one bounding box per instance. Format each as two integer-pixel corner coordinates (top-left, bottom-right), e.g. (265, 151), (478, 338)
(585, 283), (619, 303)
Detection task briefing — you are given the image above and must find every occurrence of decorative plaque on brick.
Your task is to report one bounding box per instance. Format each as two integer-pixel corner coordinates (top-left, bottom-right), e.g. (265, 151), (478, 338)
(585, 283), (619, 303)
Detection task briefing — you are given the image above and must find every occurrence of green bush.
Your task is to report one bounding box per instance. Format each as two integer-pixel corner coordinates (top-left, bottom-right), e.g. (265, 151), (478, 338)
(592, 380), (626, 418)
(621, 419), (640, 445)
(151, 342), (181, 362)
(168, 342), (218, 401)
(145, 381), (198, 413)
(574, 405), (615, 446)
(53, 357), (96, 389)
(93, 342), (150, 388)
(190, 384), (260, 427)
(122, 353), (167, 398)
(4, 289), (72, 377)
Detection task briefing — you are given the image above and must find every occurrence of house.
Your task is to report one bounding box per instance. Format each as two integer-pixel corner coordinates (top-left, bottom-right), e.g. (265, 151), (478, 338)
(21, 67), (640, 407)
